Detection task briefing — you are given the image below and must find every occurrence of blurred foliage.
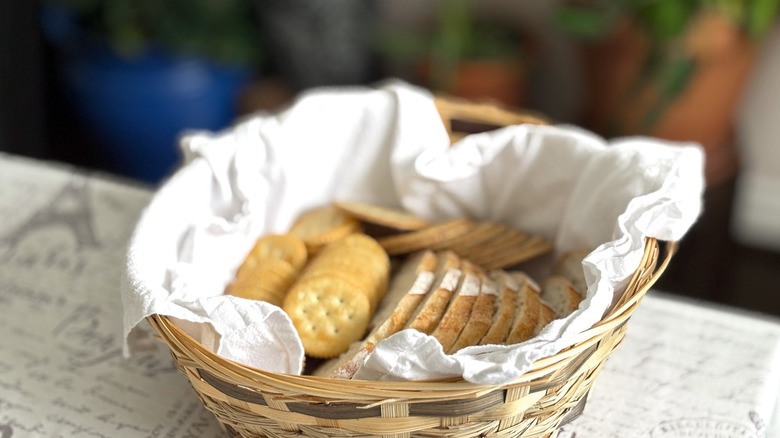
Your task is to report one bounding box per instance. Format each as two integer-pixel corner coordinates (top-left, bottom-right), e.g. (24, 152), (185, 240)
(556, 0), (780, 133)
(46, 0), (262, 66)
(375, 0), (521, 64)
(375, 0), (522, 90)
(556, 0), (780, 42)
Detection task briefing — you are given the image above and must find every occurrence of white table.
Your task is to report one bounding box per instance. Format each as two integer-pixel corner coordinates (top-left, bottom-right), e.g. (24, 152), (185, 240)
(1, 152), (779, 438)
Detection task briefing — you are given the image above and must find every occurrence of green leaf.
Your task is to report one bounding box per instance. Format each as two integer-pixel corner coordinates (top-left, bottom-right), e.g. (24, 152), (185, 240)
(747, 0), (780, 38)
(661, 56), (696, 98)
(555, 7), (614, 41)
(639, 0), (696, 39)
(373, 28), (429, 61)
(641, 56), (697, 131)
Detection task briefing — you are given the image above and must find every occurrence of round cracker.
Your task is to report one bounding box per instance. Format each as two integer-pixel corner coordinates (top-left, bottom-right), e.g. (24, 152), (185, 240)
(290, 205), (361, 251)
(301, 233), (390, 310)
(227, 284), (287, 306)
(283, 276), (371, 358)
(245, 234), (308, 271)
(334, 201), (431, 231)
(229, 259), (298, 305)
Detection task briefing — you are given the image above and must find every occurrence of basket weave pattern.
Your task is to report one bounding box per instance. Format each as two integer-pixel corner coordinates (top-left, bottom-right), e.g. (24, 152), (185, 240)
(146, 97), (675, 437)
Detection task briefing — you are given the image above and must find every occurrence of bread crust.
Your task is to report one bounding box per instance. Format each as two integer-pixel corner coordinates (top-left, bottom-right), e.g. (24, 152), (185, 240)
(552, 248), (591, 296)
(431, 261), (483, 352)
(405, 252), (463, 335)
(541, 274), (583, 319)
(479, 271), (519, 345)
(505, 274), (541, 345)
(447, 272), (499, 353)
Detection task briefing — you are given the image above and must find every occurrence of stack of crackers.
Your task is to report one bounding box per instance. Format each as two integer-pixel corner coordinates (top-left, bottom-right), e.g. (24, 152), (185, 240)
(225, 201), (590, 378)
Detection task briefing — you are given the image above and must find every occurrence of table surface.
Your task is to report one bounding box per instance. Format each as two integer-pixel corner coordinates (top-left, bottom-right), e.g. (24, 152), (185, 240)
(1, 152), (779, 438)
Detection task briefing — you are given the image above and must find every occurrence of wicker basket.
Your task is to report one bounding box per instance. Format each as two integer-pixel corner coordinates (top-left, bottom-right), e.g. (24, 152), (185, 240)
(146, 96), (677, 438)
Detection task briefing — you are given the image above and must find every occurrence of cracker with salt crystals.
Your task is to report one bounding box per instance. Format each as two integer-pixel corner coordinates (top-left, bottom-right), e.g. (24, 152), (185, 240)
(435, 221), (508, 252)
(227, 259), (297, 306)
(290, 205), (362, 253)
(227, 234), (307, 306)
(373, 209), (552, 270)
(297, 234), (390, 313)
(476, 235), (554, 270)
(335, 201), (431, 231)
(283, 276), (371, 359)
(240, 234), (309, 272)
(378, 218), (475, 255)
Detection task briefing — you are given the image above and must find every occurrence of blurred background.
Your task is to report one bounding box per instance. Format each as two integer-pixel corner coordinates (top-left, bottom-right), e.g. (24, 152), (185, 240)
(1, 0), (779, 316)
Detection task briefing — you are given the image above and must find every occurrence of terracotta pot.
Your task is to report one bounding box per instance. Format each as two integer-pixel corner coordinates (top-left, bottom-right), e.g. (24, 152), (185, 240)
(447, 58), (528, 108)
(420, 57), (528, 108)
(581, 12), (758, 186)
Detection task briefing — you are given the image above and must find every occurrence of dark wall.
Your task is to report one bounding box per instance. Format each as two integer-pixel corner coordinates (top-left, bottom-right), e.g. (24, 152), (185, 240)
(0, 1), (49, 159)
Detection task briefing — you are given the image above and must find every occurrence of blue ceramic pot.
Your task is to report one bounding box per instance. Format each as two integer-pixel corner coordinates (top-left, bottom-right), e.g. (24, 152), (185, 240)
(43, 7), (252, 184)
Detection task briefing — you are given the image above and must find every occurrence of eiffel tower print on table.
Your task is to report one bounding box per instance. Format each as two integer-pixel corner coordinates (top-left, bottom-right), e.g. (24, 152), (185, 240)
(0, 175), (101, 251)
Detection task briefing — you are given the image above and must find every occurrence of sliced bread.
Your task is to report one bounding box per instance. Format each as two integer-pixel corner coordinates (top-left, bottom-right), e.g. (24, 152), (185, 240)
(504, 272), (542, 345)
(447, 272), (499, 353)
(365, 251), (458, 345)
(478, 271), (520, 345)
(405, 252), (464, 335)
(552, 248), (591, 296)
(540, 274), (583, 319)
(431, 261), (483, 352)
(534, 300), (556, 335)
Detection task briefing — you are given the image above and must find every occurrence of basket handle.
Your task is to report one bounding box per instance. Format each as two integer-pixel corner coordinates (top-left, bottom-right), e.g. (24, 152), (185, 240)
(433, 95), (548, 143)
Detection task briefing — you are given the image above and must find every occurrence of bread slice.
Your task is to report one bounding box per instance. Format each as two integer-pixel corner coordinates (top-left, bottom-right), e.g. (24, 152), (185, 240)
(431, 261), (483, 352)
(448, 272), (499, 353)
(540, 274), (583, 319)
(314, 251), (460, 379)
(406, 260), (463, 335)
(478, 271), (520, 345)
(534, 300), (556, 335)
(363, 251), (457, 344)
(504, 273), (542, 345)
(367, 250), (438, 334)
(313, 250), (439, 378)
(552, 248), (591, 296)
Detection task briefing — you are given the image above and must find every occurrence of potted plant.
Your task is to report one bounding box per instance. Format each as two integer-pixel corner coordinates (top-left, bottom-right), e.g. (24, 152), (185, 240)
(42, 0), (263, 183)
(376, 0), (530, 108)
(556, 0), (780, 186)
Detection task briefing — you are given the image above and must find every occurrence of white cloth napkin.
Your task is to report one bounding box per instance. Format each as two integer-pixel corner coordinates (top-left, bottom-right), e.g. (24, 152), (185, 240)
(121, 80), (705, 384)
